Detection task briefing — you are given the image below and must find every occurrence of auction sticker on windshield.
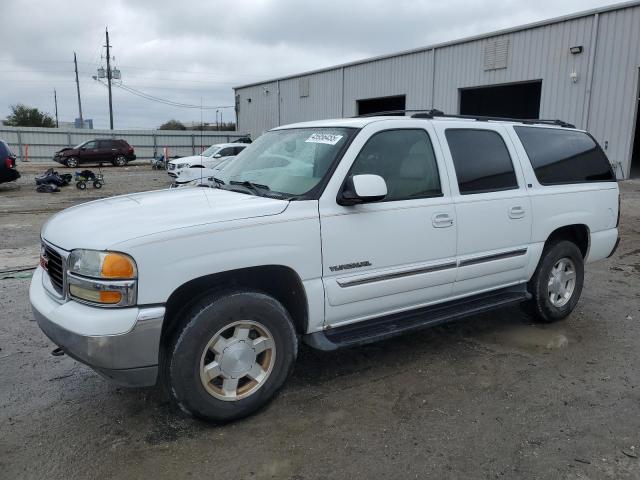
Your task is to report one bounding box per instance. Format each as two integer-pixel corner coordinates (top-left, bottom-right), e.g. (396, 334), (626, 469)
(305, 133), (344, 145)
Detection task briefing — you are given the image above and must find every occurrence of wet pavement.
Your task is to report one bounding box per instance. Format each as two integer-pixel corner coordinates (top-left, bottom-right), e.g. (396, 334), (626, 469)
(1, 166), (640, 479)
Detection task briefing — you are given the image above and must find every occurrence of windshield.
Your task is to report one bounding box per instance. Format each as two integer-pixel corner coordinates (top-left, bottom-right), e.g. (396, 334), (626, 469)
(201, 145), (221, 157)
(73, 141), (87, 149)
(218, 127), (354, 197)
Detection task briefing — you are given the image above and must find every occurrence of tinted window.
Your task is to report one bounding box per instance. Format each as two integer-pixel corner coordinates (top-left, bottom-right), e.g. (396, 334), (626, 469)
(83, 141), (98, 149)
(445, 129), (518, 194)
(0, 141), (8, 156)
(218, 147), (235, 156)
(97, 140), (112, 149)
(350, 129), (441, 202)
(514, 127), (615, 184)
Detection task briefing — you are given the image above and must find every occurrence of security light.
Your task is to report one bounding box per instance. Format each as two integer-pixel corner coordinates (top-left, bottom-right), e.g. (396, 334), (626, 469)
(570, 46), (583, 54)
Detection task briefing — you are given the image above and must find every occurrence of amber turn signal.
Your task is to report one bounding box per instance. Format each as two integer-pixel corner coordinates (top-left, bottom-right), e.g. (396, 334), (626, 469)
(101, 253), (136, 279)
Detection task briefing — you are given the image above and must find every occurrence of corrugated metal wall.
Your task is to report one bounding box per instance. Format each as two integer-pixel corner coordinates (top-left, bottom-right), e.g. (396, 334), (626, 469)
(0, 127), (248, 163)
(588, 5), (640, 178)
(235, 3), (640, 177)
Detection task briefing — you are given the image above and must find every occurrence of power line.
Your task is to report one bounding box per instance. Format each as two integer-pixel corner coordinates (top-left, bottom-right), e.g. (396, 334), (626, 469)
(95, 78), (233, 110)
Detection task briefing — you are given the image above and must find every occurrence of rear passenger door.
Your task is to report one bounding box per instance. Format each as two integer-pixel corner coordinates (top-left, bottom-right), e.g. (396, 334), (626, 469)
(97, 140), (117, 162)
(319, 125), (457, 328)
(434, 124), (532, 296)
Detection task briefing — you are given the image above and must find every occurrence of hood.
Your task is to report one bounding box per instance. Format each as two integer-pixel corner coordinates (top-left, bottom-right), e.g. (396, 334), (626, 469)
(169, 155), (205, 165)
(42, 188), (288, 250)
(56, 147), (76, 156)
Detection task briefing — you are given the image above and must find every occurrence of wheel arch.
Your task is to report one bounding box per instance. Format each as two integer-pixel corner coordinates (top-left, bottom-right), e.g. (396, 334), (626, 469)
(544, 224), (590, 258)
(160, 265), (309, 349)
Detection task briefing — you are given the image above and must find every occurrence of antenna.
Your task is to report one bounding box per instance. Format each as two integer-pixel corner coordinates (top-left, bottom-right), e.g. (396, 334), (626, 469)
(200, 97), (204, 186)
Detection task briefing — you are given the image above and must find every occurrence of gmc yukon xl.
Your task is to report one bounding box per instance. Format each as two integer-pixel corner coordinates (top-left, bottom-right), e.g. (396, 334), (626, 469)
(30, 113), (620, 421)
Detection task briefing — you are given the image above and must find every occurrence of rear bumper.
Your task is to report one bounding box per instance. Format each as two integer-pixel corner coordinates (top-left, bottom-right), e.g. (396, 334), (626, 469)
(0, 168), (20, 183)
(607, 236), (621, 258)
(30, 268), (164, 387)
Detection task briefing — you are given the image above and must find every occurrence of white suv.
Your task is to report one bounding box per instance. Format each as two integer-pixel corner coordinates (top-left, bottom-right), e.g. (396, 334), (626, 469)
(30, 113), (620, 422)
(166, 143), (246, 178)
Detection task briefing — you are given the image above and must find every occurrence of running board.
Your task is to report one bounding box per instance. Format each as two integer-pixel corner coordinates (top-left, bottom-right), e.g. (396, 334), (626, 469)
(303, 286), (531, 351)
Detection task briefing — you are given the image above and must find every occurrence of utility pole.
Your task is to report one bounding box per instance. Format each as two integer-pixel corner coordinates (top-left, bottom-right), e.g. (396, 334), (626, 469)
(105, 27), (114, 130)
(53, 89), (59, 128)
(74, 52), (84, 128)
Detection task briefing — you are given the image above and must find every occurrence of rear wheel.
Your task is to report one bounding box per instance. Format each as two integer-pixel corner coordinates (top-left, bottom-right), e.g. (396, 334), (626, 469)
(525, 240), (584, 322)
(164, 290), (297, 422)
(65, 157), (78, 168)
(113, 155), (127, 167)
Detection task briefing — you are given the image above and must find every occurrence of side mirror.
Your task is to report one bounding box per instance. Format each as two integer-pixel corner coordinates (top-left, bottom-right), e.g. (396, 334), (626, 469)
(339, 174), (387, 206)
(213, 153), (222, 158)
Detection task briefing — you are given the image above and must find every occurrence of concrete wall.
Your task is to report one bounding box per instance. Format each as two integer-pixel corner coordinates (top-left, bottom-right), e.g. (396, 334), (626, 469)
(235, 2), (640, 178)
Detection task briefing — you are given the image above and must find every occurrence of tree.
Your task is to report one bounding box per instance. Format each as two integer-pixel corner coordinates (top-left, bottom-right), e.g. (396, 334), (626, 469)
(4, 104), (56, 128)
(159, 119), (186, 130)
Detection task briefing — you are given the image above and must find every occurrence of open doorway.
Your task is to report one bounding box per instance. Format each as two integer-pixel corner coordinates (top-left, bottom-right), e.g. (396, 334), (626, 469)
(357, 95), (406, 116)
(460, 80), (542, 119)
(631, 69), (640, 178)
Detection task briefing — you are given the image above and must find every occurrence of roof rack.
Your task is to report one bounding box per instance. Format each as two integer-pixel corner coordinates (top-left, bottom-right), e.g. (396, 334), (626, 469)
(355, 109), (575, 128)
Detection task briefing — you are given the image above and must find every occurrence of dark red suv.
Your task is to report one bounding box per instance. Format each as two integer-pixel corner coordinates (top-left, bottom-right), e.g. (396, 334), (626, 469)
(0, 139), (20, 185)
(54, 139), (136, 167)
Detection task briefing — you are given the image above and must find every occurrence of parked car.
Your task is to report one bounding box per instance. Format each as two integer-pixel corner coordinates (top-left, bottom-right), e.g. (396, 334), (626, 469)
(31, 113), (619, 422)
(169, 156), (236, 189)
(0, 139), (20, 185)
(167, 143), (247, 178)
(53, 139), (136, 167)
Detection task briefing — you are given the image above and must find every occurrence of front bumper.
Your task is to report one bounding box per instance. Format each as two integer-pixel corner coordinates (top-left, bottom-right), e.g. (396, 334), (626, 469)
(30, 267), (164, 387)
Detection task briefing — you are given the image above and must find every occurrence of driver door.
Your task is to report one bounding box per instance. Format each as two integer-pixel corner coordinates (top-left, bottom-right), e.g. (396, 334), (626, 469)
(319, 124), (457, 329)
(78, 140), (100, 163)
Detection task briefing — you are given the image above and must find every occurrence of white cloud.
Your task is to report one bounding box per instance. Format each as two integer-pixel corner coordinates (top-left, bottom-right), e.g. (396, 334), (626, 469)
(0, 0), (622, 129)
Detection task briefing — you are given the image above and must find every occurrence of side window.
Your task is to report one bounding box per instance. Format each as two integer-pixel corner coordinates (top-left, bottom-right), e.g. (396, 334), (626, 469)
(97, 140), (111, 149)
(350, 129), (442, 202)
(219, 147), (234, 157)
(83, 141), (98, 150)
(445, 129), (518, 195)
(234, 146), (245, 155)
(514, 126), (615, 184)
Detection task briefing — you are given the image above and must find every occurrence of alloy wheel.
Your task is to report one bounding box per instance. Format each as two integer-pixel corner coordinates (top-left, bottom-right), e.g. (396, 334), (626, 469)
(199, 320), (276, 401)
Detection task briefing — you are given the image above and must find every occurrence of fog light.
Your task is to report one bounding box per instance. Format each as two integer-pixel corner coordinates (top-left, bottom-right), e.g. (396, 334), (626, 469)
(69, 284), (123, 305)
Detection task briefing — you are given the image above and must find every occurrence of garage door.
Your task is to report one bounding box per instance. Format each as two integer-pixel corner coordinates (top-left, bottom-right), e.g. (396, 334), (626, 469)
(460, 81), (542, 119)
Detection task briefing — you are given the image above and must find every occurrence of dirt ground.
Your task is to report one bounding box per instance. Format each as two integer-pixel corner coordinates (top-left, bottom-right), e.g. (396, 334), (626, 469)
(1, 162), (640, 479)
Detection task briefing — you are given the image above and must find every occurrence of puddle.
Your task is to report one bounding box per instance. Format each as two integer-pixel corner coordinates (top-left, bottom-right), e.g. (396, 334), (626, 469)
(477, 323), (570, 351)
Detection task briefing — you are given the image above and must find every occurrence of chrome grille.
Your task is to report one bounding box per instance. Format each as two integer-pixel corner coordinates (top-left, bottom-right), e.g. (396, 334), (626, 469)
(44, 245), (64, 294)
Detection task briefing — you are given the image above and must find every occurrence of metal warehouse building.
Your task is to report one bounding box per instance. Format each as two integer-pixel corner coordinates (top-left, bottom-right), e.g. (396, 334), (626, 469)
(234, 1), (640, 179)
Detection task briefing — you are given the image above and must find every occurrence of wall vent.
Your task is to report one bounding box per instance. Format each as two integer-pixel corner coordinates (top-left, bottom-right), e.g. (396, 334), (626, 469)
(484, 39), (510, 71)
(299, 77), (310, 97)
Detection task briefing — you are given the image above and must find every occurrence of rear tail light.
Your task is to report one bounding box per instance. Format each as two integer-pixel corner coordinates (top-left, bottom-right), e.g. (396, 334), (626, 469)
(5, 157), (14, 168)
(128, 146), (134, 153)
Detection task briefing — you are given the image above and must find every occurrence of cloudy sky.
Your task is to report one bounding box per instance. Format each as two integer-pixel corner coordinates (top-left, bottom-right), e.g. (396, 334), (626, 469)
(0, 0), (622, 130)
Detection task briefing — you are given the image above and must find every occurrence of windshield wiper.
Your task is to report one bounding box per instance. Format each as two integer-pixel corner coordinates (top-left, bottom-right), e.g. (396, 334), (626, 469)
(229, 180), (270, 195)
(210, 176), (225, 187)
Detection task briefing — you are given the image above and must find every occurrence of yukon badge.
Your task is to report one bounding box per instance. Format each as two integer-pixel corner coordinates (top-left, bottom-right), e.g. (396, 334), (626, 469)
(329, 261), (372, 272)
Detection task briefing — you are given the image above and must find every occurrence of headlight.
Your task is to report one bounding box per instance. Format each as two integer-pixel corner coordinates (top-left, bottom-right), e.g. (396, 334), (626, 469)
(66, 249), (137, 307)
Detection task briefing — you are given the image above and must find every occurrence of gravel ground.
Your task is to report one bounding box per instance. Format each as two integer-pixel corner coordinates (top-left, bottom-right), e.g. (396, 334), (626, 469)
(1, 164), (640, 479)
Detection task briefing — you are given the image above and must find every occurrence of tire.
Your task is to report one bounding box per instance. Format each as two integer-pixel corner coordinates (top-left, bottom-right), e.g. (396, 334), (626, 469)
(164, 290), (298, 422)
(525, 240), (584, 323)
(76, 181), (86, 190)
(113, 156), (127, 167)
(93, 180), (102, 189)
(65, 157), (78, 168)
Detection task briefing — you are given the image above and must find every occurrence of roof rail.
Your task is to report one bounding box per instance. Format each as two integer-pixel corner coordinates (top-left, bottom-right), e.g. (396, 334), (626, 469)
(354, 109), (575, 128)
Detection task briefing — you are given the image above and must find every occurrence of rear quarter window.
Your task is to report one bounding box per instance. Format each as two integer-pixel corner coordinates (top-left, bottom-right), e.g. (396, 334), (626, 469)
(514, 127), (615, 185)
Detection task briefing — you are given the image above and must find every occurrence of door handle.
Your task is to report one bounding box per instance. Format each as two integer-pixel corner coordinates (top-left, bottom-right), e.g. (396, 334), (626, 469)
(432, 213), (454, 228)
(509, 206), (525, 219)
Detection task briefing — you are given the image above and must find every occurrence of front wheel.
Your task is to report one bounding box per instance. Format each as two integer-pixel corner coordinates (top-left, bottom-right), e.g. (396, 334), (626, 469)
(164, 290), (298, 422)
(525, 240), (584, 323)
(65, 157), (78, 168)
